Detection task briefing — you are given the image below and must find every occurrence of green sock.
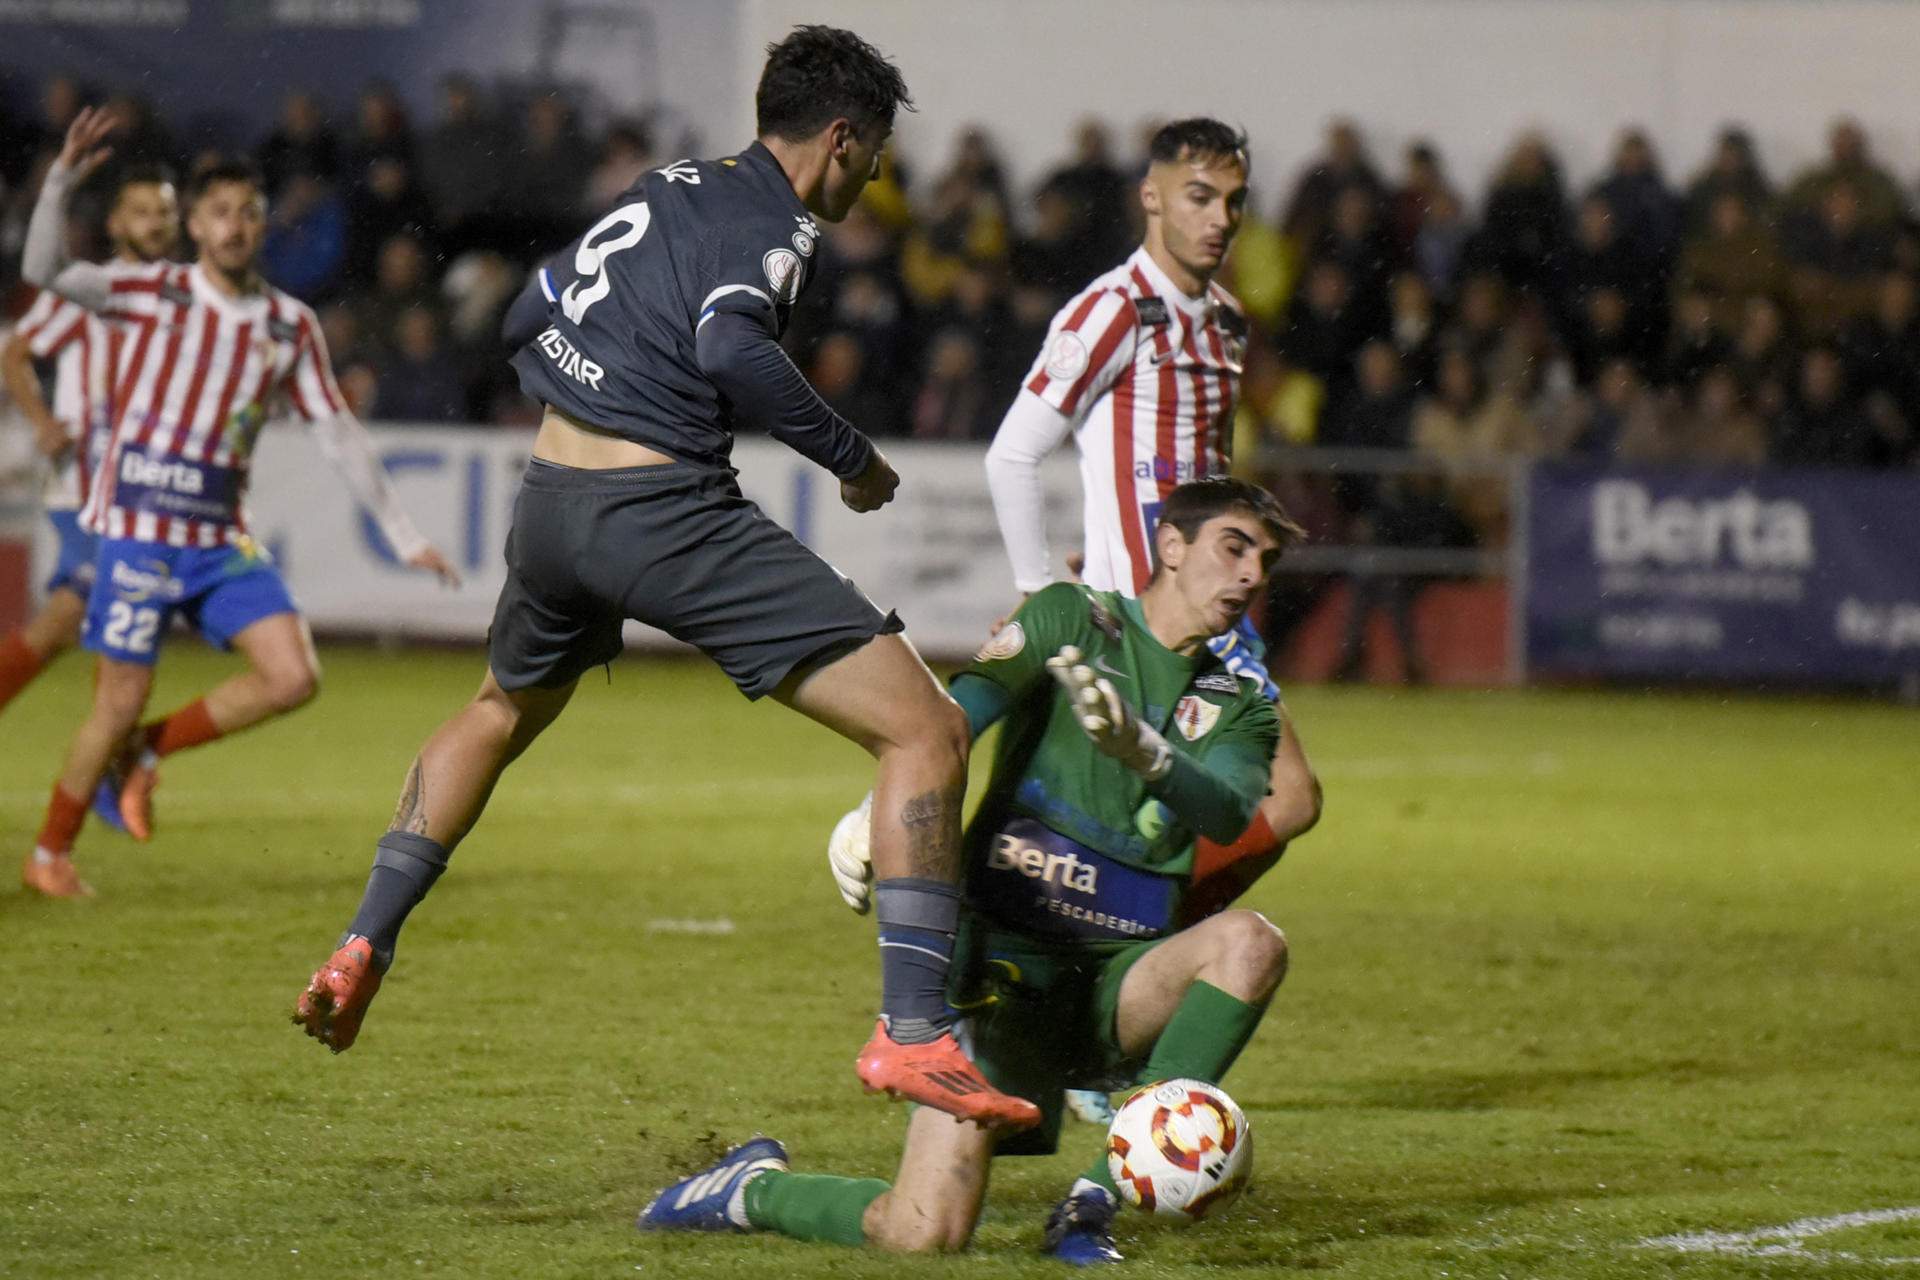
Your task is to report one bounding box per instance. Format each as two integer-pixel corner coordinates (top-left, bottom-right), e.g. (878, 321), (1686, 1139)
(743, 1169), (889, 1246)
(1139, 980), (1267, 1084)
(1077, 981), (1268, 1194)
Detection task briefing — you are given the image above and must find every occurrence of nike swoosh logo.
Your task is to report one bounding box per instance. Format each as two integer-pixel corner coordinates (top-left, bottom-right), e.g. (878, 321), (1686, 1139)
(1093, 656), (1129, 680)
(1147, 349), (1176, 368)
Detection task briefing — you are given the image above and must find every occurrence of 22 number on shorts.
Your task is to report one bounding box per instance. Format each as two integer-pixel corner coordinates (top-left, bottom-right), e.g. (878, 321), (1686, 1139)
(102, 601), (161, 654)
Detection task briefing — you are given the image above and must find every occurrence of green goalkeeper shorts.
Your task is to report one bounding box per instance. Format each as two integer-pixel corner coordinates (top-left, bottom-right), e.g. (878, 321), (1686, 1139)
(950, 917), (1165, 1156)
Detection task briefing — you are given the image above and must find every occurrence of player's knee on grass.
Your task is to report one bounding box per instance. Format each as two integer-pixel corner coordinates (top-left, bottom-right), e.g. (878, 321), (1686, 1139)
(1207, 909), (1289, 999)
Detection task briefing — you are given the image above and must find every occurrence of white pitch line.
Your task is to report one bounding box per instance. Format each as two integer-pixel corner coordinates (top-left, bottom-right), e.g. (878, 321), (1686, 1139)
(1639, 1205), (1920, 1265)
(644, 918), (736, 935)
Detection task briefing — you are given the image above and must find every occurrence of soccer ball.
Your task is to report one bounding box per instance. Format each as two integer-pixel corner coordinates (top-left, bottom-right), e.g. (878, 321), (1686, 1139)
(1105, 1078), (1252, 1221)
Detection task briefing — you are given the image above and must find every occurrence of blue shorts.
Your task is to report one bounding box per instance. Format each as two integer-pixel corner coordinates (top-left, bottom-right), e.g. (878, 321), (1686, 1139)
(44, 510), (99, 597)
(1206, 615), (1282, 703)
(83, 536), (299, 666)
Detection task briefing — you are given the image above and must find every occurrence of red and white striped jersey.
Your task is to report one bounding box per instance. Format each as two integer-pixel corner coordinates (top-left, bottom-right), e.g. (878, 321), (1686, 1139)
(13, 288), (115, 511)
(81, 261), (345, 547)
(1022, 247), (1248, 595)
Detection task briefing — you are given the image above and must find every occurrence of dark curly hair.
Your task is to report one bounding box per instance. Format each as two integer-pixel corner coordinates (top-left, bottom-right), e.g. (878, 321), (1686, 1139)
(1147, 118), (1250, 170)
(1153, 477), (1305, 569)
(756, 24), (914, 143)
(185, 155), (264, 207)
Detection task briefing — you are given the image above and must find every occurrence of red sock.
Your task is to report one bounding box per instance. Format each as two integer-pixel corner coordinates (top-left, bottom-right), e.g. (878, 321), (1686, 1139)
(142, 698), (222, 759)
(35, 785), (89, 855)
(0, 632), (47, 712)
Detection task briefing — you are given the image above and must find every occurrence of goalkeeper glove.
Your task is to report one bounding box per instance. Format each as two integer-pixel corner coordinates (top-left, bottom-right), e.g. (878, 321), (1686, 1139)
(826, 791), (874, 914)
(1044, 644), (1172, 782)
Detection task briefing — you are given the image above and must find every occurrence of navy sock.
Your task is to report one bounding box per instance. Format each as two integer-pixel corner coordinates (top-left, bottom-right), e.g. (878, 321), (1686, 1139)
(873, 877), (959, 1044)
(345, 832), (450, 970)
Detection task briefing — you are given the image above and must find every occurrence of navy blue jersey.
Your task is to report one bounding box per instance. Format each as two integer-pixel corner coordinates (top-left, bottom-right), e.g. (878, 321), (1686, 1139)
(511, 143), (836, 471)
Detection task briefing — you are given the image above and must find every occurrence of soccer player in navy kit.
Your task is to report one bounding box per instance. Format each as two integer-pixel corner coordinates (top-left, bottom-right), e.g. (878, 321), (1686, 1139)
(295, 26), (1040, 1132)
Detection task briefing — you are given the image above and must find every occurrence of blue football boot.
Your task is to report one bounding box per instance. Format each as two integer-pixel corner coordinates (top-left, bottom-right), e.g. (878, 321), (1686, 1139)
(1064, 1089), (1115, 1125)
(90, 770), (130, 834)
(636, 1136), (788, 1233)
(1043, 1186), (1122, 1265)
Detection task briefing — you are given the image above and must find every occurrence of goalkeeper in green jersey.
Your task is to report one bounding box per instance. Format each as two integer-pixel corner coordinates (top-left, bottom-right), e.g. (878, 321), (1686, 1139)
(639, 477), (1305, 1262)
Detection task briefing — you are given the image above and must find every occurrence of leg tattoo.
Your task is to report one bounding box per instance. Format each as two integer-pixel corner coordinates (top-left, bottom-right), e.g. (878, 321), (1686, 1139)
(897, 784), (963, 880)
(389, 758), (428, 835)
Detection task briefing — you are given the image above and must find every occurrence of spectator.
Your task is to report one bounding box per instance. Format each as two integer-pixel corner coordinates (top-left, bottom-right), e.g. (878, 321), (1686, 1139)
(345, 80), (415, 174)
(1684, 125), (1773, 232)
(1281, 117), (1384, 249)
(1730, 295), (1796, 417)
(912, 329), (994, 440)
(257, 90), (340, 196)
(1323, 341), (1415, 451)
(810, 330), (895, 433)
(1412, 345), (1533, 542)
(901, 149), (1011, 307)
(1785, 116), (1905, 230)
(351, 231), (440, 349)
(512, 91), (594, 251)
(1663, 290), (1735, 388)
(342, 83), (430, 285)
(1581, 358), (1670, 462)
(1445, 271), (1511, 374)
(372, 305), (467, 423)
(1590, 127), (1681, 269)
(1566, 286), (1642, 386)
(1386, 140), (1456, 262)
(1773, 345), (1872, 467)
(1277, 259), (1372, 403)
(1386, 271), (1441, 392)
(260, 172), (348, 301)
(585, 118), (655, 211)
(1676, 191), (1788, 334)
(1412, 186), (1471, 299)
(1558, 194), (1654, 356)
(1035, 120), (1133, 281)
(1316, 184), (1394, 332)
(1670, 364), (1769, 468)
(1473, 132), (1567, 295)
(420, 74), (503, 252)
(1837, 272), (1920, 421)
(1786, 181), (1894, 337)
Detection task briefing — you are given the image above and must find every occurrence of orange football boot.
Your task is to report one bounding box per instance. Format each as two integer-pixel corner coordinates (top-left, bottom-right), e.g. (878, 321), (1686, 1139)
(293, 936), (384, 1052)
(855, 1019), (1042, 1130)
(22, 848), (93, 898)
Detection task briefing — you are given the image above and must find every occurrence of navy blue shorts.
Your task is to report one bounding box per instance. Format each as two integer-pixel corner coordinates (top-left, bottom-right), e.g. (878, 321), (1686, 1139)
(487, 460), (902, 698)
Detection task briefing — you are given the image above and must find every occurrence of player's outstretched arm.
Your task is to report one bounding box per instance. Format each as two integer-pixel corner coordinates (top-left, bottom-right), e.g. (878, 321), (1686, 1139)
(20, 108), (121, 308)
(694, 308), (882, 500)
(310, 412), (460, 585)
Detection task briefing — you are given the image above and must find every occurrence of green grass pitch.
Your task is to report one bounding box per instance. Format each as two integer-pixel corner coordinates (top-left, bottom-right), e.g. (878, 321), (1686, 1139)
(3, 645), (1917, 1278)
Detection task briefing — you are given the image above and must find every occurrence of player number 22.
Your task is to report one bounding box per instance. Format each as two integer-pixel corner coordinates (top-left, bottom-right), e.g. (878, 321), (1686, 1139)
(561, 201), (652, 324)
(102, 602), (160, 654)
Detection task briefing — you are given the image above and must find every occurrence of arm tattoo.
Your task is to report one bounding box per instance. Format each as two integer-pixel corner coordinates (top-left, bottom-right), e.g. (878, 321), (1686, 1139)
(896, 784), (964, 879)
(388, 758), (429, 835)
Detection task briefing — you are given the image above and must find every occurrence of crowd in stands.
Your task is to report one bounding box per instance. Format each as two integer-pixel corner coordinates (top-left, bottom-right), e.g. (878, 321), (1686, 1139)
(6, 73), (1920, 535)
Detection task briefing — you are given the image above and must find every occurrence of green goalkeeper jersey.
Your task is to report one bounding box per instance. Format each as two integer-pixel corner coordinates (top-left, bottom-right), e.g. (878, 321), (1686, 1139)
(954, 583), (1278, 944)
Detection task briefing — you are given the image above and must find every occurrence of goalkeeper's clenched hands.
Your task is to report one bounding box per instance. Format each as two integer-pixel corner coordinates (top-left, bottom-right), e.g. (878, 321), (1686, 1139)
(1044, 645), (1172, 781)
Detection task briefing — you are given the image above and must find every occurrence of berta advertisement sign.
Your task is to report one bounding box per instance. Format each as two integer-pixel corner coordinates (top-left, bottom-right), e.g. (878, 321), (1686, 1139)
(1525, 464), (1920, 683)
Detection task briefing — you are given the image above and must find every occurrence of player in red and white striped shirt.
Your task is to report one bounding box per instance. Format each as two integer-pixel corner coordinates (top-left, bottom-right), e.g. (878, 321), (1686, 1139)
(0, 163), (175, 723)
(984, 118), (1321, 1001)
(17, 109), (456, 897)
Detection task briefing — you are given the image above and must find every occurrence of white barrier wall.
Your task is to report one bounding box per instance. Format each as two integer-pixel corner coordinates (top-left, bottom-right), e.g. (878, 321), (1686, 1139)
(218, 426), (1081, 660)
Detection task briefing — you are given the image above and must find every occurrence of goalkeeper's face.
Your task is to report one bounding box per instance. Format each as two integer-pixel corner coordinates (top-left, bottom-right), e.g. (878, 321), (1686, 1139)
(1165, 512), (1282, 635)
